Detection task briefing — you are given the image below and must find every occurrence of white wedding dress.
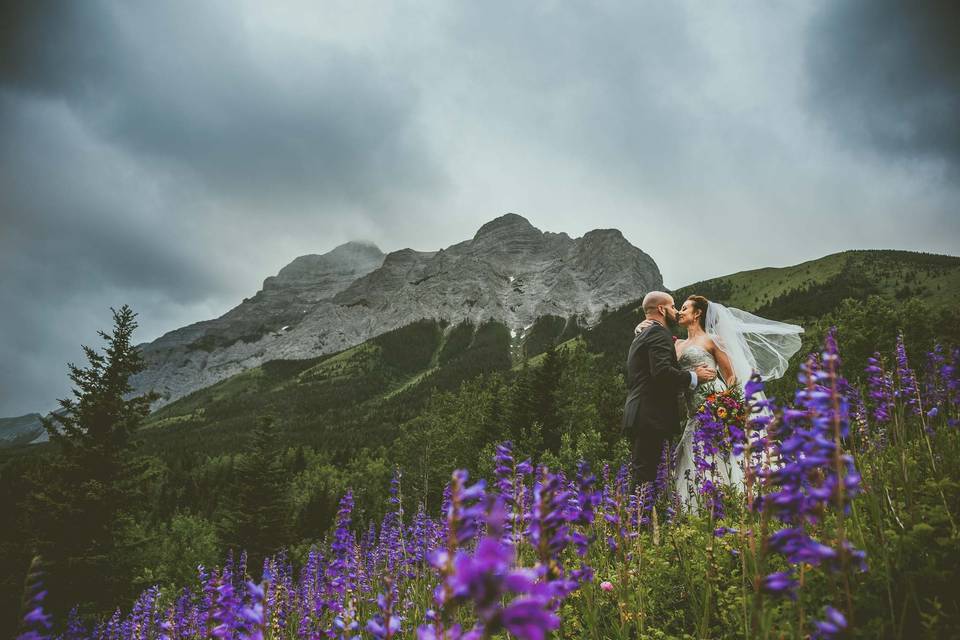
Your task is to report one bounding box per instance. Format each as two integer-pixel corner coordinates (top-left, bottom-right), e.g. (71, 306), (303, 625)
(672, 303), (803, 512)
(672, 344), (745, 510)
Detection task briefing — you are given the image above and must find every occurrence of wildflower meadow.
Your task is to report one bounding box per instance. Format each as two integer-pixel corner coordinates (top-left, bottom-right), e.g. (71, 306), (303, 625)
(15, 331), (960, 639)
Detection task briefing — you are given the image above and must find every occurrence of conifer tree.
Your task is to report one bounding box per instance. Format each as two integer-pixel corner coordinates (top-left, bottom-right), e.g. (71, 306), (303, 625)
(485, 373), (508, 442)
(533, 346), (564, 452)
(27, 305), (159, 617)
(508, 361), (537, 440)
(222, 416), (291, 571)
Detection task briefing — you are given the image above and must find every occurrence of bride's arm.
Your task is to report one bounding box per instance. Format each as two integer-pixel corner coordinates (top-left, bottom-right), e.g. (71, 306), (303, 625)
(708, 339), (737, 388)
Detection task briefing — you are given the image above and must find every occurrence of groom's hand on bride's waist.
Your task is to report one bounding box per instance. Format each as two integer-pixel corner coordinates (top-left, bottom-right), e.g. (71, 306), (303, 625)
(695, 365), (717, 383)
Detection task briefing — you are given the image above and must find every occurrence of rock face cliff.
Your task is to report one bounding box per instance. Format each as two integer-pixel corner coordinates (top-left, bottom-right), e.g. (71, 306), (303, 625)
(131, 214), (662, 407)
(0, 413), (46, 447)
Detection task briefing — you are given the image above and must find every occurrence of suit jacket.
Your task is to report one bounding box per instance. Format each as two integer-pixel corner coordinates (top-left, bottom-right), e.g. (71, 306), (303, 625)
(622, 322), (692, 437)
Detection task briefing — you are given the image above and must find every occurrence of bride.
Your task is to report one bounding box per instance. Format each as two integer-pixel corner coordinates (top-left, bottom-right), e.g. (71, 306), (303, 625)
(637, 294), (803, 509)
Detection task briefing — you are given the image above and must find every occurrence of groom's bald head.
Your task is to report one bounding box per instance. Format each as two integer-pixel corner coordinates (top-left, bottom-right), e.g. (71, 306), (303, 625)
(642, 291), (678, 327)
(642, 291), (673, 316)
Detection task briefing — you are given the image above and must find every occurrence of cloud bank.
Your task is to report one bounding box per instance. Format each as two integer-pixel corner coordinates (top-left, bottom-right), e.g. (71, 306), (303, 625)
(1, 0), (957, 415)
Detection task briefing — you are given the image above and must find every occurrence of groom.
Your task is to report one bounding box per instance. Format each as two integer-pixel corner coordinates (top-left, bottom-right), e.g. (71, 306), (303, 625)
(623, 291), (716, 484)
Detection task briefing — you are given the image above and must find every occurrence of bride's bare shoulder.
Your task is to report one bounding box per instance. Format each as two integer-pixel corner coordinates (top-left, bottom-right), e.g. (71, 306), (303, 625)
(701, 335), (728, 360)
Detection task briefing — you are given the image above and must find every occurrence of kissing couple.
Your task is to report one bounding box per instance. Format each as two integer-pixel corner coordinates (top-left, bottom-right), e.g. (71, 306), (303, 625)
(622, 290), (804, 508)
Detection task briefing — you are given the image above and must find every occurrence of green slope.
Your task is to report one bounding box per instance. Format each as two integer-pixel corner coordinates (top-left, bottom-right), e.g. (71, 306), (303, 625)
(673, 249), (960, 321)
(139, 311), (594, 460)
(137, 318), (512, 460)
(116, 249), (960, 463)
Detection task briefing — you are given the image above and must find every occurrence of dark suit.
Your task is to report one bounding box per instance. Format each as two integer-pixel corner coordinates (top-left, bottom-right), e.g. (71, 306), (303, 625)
(622, 322), (693, 484)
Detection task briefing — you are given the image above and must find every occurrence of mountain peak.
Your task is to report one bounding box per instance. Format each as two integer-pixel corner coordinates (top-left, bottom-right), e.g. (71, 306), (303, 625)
(328, 240), (384, 258)
(132, 216), (666, 409)
(474, 213), (538, 239)
(261, 241), (385, 295)
(582, 228), (624, 240)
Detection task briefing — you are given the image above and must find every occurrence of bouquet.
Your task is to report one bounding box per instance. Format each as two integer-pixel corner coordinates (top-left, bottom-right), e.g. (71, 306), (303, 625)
(695, 388), (749, 458)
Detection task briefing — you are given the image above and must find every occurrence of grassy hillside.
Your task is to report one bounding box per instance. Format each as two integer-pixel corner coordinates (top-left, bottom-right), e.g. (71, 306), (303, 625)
(137, 318), (513, 460)
(674, 249), (960, 321)
(136, 312), (592, 458)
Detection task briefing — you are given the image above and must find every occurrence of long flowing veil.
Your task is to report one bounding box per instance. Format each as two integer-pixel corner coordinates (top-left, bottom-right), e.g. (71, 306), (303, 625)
(704, 302), (804, 386)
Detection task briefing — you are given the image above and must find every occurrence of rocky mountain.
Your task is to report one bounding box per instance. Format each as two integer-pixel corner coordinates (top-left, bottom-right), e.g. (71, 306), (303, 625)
(130, 214), (662, 408)
(0, 413), (46, 447)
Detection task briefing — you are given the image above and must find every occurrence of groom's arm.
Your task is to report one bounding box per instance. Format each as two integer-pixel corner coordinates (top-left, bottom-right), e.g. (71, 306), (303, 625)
(647, 329), (697, 391)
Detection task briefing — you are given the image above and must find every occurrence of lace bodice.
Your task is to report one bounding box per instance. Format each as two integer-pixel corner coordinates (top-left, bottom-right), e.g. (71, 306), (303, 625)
(678, 344), (726, 413)
(678, 344), (715, 370)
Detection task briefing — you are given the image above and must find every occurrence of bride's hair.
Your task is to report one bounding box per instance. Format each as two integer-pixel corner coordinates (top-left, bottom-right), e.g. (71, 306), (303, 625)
(686, 295), (709, 330)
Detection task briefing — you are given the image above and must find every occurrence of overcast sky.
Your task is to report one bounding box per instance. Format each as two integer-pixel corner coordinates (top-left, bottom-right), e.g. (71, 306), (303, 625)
(1, 1), (958, 416)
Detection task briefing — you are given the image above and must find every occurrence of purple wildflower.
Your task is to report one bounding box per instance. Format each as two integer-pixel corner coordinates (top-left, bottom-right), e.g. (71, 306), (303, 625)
(447, 470), (487, 547)
(924, 345), (948, 416)
(422, 470), (487, 638)
(131, 586), (161, 639)
(653, 440), (674, 516)
(602, 465), (631, 552)
(751, 335), (866, 632)
(692, 402), (728, 520)
(63, 607), (85, 640)
(865, 353), (895, 430)
(366, 578), (402, 640)
(493, 441), (533, 545)
(527, 469), (573, 580)
(569, 461), (600, 556)
(494, 441), (517, 497)
(211, 567), (240, 638)
(327, 491), (358, 607)
(240, 580), (266, 640)
(409, 503), (441, 569)
(894, 333), (921, 416)
(812, 606), (848, 639)
(761, 570), (798, 599)
(426, 496), (560, 640)
(16, 557), (52, 640)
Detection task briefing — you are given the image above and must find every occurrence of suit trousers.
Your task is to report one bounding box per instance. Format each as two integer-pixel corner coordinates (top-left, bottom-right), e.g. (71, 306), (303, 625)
(631, 427), (669, 486)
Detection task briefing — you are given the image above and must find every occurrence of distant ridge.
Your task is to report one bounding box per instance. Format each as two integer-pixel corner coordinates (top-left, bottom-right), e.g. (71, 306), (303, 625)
(673, 249), (960, 321)
(0, 413), (45, 447)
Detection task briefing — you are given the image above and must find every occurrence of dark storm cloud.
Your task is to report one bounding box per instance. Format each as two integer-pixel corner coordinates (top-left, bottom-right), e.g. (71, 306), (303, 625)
(807, 1), (960, 175)
(1, 1), (957, 417)
(441, 2), (712, 190)
(0, 92), (229, 415)
(0, 0), (446, 415)
(0, 94), (218, 298)
(0, 1), (443, 211)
